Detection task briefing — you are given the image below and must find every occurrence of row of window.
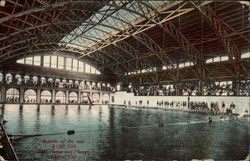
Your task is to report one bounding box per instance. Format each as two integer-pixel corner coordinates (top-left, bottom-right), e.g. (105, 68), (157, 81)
(126, 53), (250, 76)
(17, 56), (101, 74)
(126, 62), (194, 75)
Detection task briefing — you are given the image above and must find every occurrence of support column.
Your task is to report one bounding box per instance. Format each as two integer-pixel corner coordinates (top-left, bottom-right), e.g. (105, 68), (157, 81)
(236, 79), (240, 96)
(66, 90), (69, 104)
(89, 91), (92, 103)
(100, 92), (102, 104)
(40, 55), (44, 67)
(198, 81), (204, 96)
(37, 88), (41, 103)
(175, 83), (179, 96)
(78, 91), (81, 104)
(52, 89), (56, 103)
(20, 87), (24, 103)
(1, 86), (6, 103)
(176, 65), (180, 96)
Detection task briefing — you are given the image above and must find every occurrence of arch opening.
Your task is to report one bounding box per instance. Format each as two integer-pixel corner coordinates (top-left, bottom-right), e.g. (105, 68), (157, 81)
(92, 93), (100, 104)
(24, 89), (37, 103)
(6, 88), (19, 103)
(55, 91), (66, 103)
(41, 90), (52, 103)
(102, 94), (109, 104)
(69, 92), (78, 103)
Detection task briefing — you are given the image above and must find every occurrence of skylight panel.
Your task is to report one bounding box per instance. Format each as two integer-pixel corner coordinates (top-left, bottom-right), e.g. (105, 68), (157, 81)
(33, 56), (41, 66)
(17, 58), (24, 64)
(206, 58), (213, 63)
(147, 1), (166, 8)
(221, 56), (229, 61)
(96, 70), (100, 75)
(78, 61), (84, 72)
(85, 63), (91, 73)
(66, 58), (72, 70)
(58, 57), (64, 69)
(242, 52), (250, 59)
(214, 57), (220, 62)
(44, 56), (50, 67)
(25, 57), (33, 65)
(132, 2), (148, 15)
(179, 63), (185, 68)
(72, 59), (78, 71)
(59, 1), (166, 51)
(51, 56), (57, 68)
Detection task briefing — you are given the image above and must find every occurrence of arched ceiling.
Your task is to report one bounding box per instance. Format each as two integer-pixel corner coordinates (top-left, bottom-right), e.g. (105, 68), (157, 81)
(0, 0), (249, 80)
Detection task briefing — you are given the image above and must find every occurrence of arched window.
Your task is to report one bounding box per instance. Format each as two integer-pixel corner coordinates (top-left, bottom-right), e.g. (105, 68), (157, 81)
(24, 89), (36, 103)
(41, 90), (51, 103)
(5, 73), (12, 84)
(92, 82), (96, 90)
(97, 83), (101, 90)
(6, 88), (19, 102)
(32, 76), (38, 85)
(92, 93), (100, 103)
(41, 77), (46, 86)
(24, 75), (30, 84)
(69, 92), (78, 103)
(15, 74), (22, 85)
(75, 81), (79, 87)
(48, 78), (54, 86)
(102, 94), (109, 104)
(55, 91), (66, 103)
(79, 81), (85, 90)
(80, 93), (89, 104)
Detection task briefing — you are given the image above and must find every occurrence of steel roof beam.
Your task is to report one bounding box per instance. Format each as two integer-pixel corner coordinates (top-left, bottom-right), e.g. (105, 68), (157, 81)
(189, 1), (242, 76)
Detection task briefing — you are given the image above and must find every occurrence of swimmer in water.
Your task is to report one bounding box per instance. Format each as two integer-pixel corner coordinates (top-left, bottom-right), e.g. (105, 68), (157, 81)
(208, 117), (212, 123)
(220, 116), (225, 121)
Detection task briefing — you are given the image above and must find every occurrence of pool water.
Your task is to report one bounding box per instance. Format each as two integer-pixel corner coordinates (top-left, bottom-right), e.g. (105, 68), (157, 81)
(2, 104), (249, 160)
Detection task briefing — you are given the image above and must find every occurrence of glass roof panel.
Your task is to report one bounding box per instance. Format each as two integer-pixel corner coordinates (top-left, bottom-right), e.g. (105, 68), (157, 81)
(59, 1), (166, 50)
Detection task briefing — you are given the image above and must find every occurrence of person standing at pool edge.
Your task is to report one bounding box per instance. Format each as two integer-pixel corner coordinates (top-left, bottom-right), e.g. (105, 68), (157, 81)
(230, 102), (236, 114)
(221, 101), (225, 114)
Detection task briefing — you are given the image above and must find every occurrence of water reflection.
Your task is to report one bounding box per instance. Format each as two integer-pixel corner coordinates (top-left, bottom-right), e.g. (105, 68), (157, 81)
(18, 105), (24, 134)
(35, 105), (40, 131)
(50, 105), (55, 117)
(2, 105), (249, 161)
(65, 105), (68, 116)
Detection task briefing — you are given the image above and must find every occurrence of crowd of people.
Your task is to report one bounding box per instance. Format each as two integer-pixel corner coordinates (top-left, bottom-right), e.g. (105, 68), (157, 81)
(41, 99), (52, 103)
(127, 80), (250, 96)
(154, 100), (237, 115)
(6, 97), (19, 103)
(24, 98), (36, 103)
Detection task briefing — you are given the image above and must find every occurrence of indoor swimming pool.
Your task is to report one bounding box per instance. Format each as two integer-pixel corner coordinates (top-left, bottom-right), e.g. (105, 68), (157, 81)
(2, 104), (249, 160)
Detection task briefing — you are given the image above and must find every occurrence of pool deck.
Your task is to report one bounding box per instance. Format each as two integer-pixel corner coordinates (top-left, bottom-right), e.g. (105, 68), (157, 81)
(0, 103), (109, 105)
(111, 104), (249, 116)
